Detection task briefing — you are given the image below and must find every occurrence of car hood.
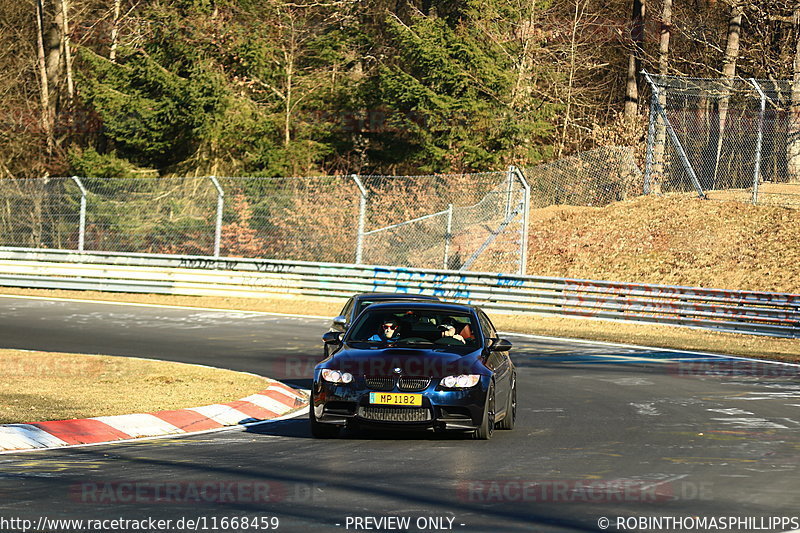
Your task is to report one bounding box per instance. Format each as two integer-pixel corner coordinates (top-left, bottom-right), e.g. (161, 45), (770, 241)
(324, 345), (485, 378)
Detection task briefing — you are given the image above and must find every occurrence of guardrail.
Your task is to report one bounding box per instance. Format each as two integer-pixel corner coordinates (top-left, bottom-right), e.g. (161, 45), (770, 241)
(0, 247), (797, 338)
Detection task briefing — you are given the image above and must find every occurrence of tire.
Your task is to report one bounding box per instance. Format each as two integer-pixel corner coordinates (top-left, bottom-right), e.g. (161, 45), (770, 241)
(497, 375), (516, 430)
(473, 381), (495, 440)
(310, 405), (340, 439)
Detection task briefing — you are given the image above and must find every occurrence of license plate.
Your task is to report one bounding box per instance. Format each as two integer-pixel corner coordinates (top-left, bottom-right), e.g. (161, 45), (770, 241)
(369, 392), (423, 406)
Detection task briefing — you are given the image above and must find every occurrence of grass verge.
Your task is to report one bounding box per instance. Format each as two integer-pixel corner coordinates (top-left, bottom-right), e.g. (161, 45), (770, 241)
(525, 196), (800, 294)
(0, 349), (269, 425)
(493, 314), (799, 362)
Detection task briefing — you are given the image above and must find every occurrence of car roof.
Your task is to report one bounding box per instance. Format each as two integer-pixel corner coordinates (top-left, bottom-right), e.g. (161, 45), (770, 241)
(356, 301), (478, 313)
(353, 293), (439, 301)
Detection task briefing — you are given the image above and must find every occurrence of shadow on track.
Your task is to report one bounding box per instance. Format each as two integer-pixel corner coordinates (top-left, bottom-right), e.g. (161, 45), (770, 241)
(246, 418), (476, 441)
(0, 437), (605, 533)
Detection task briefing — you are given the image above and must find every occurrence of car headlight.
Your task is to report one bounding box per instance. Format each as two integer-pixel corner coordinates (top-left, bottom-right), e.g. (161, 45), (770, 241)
(321, 369), (353, 384)
(440, 374), (481, 388)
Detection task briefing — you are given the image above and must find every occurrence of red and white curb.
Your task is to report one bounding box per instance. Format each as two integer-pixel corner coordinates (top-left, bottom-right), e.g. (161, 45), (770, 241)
(0, 380), (308, 453)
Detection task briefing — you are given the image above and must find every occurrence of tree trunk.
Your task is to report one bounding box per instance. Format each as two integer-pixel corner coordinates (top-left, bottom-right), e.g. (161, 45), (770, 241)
(282, 15), (295, 151)
(712, 3), (743, 188)
(658, 0), (672, 74)
(60, 0), (74, 102)
(285, 58), (293, 148)
(511, 4), (537, 110)
(110, 0), (121, 62)
(44, 7), (63, 116)
(651, 0), (672, 193)
(788, 4), (800, 182)
(35, 0), (53, 152)
(559, 0), (584, 156)
(721, 5), (742, 83)
(624, 0), (646, 118)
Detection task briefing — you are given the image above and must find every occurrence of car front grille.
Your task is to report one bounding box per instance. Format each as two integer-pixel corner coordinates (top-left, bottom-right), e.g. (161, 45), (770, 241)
(365, 377), (395, 391)
(358, 406), (432, 423)
(397, 377), (431, 391)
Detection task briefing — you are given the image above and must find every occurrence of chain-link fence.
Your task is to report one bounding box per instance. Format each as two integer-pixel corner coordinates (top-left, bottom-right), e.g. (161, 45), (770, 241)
(523, 147), (643, 207)
(359, 172), (529, 273)
(0, 171), (531, 274)
(644, 72), (800, 208)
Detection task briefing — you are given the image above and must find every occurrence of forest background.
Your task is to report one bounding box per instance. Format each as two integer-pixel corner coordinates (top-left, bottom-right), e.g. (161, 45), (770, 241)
(2, 0), (800, 180)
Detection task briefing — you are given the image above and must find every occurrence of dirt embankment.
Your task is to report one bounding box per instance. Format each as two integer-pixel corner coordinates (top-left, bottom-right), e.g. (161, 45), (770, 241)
(526, 195), (800, 294)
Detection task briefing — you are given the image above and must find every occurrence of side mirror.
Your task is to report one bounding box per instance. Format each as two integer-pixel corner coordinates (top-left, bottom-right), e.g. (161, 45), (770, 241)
(490, 338), (512, 352)
(332, 315), (347, 328)
(322, 331), (343, 345)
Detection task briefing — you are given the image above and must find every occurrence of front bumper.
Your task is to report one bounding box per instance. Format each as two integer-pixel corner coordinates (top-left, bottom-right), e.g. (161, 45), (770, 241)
(312, 375), (489, 431)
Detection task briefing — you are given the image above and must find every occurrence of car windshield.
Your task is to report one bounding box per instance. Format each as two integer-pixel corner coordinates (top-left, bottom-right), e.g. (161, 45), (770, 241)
(355, 297), (434, 316)
(355, 300), (383, 316)
(348, 309), (479, 347)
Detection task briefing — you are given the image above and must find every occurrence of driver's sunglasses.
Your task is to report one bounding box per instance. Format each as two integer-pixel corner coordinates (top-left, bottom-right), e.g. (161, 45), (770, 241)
(382, 324), (396, 330)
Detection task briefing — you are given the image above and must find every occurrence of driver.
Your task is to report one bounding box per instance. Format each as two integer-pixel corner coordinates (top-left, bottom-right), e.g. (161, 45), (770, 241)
(368, 319), (401, 342)
(441, 323), (465, 344)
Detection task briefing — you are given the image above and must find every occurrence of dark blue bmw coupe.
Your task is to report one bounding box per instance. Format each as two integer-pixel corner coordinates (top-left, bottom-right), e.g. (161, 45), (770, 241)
(311, 301), (516, 440)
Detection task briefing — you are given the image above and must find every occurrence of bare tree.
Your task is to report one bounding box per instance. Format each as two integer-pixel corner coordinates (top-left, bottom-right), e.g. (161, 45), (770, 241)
(711, 1), (743, 187)
(60, 0), (74, 102)
(624, 0), (646, 117)
(35, 0), (53, 152)
(789, 2), (800, 182)
(110, 0), (121, 62)
(721, 4), (743, 82)
(559, 0), (589, 156)
(44, 2), (64, 118)
(658, 0), (673, 74)
(651, 0), (673, 193)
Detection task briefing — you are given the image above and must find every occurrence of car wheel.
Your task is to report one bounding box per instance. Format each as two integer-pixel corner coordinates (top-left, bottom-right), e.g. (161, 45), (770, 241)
(473, 381), (495, 440)
(497, 375), (516, 430)
(310, 406), (340, 439)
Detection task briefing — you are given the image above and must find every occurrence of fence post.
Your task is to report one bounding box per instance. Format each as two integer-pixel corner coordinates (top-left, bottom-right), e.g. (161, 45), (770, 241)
(513, 166), (531, 276)
(351, 174), (368, 264)
(505, 165), (515, 218)
(443, 203), (453, 269)
(749, 79), (766, 205)
(70, 176), (87, 252)
(643, 72), (706, 199)
(644, 85), (657, 194)
(209, 176), (224, 257)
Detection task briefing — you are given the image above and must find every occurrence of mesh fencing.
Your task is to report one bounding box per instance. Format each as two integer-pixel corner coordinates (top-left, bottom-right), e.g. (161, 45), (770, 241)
(360, 172), (527, 273)
(215, 176), (361, 263)
(645, 73), (800, 208)
(0, 172), (529, 274)
(522, 147), (643, 207)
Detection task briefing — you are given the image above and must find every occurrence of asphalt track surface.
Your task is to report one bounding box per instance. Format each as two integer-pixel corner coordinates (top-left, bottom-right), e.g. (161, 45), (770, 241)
(0, 296), (798, 533)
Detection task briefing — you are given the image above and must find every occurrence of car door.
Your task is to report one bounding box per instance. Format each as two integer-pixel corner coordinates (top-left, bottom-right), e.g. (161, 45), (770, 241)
(478, 310), (511, 407)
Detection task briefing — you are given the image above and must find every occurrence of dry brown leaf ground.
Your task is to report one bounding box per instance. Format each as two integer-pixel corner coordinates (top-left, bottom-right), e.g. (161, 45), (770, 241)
(526, 195), (800, 293)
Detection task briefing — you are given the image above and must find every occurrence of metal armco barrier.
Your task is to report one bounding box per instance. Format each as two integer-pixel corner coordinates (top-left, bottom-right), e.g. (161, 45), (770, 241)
(0, 248), (797, 339)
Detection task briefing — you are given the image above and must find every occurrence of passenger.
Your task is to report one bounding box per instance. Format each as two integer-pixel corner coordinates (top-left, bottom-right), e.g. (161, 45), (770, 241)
(368, 320), (401, 342)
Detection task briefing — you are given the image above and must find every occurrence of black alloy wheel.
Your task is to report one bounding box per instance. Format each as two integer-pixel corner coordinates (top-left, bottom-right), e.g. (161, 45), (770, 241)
(310, 405), (340, 438)
(473, 381), (495, 440)
(497, 375), (516, 430)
